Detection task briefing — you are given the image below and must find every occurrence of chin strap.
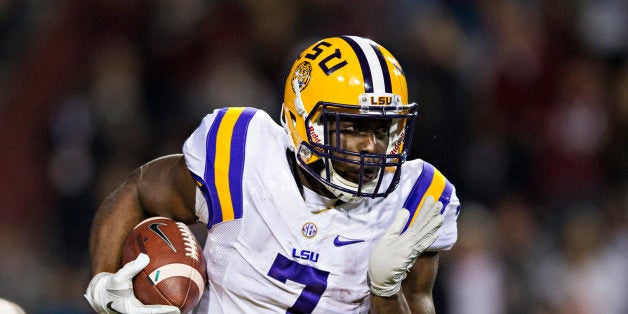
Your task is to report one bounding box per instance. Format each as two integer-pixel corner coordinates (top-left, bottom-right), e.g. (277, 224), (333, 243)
(322, 164), (379, 203)
(292, 78), (308, 117)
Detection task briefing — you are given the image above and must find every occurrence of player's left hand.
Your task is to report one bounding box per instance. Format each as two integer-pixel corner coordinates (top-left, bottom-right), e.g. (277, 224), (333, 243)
(84, 253), (181, 314)
(368, 196), (443, 297)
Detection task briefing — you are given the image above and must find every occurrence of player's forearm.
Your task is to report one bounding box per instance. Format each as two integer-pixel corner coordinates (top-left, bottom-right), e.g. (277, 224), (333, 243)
(370, 291), (411, 314)
(370, 291), (436, 314)
(401, 253), (438, 313)
(89, 171), (146, 275)
(405, 291), (436, 313)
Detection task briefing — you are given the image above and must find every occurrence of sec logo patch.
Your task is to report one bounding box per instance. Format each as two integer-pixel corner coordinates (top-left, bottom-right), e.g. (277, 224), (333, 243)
(301, 222), (318, 238)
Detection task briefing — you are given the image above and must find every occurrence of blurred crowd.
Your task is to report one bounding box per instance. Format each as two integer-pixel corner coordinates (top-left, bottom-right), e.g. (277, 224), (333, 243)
(0, 0), (625, 313)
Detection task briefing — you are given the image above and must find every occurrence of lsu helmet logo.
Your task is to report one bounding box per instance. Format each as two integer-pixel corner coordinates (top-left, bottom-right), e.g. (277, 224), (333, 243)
(370, 96), (393, 105)
(359, 93), (402, 108)
(292, 61), (312, 92)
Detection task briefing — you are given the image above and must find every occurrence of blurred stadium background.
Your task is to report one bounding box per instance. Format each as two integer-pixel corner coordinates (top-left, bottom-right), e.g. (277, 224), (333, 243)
(0, 1), (626, 313)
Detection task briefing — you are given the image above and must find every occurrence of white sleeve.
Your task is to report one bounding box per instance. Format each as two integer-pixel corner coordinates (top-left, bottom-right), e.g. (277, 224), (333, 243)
(182, 111), (220, 222)
(183, 113), (217, 180)
(429, 189), (460, 251)
(181, 107), (263, 227)
(402, 160), (461, 252)
(195, 187), (209, 224)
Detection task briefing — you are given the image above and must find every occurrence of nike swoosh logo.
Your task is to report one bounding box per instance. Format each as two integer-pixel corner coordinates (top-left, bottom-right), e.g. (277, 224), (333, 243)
(107, 301), (123, 314)
(333, 235), (365, 247)
(149, 223), (177, 252)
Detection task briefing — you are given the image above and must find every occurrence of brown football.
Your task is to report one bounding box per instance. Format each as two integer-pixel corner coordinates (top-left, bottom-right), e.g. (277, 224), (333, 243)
(123, 216), (206, 312)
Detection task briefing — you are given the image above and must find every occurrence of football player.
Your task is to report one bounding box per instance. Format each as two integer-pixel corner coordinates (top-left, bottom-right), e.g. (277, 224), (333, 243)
(85, 35), (460, 313)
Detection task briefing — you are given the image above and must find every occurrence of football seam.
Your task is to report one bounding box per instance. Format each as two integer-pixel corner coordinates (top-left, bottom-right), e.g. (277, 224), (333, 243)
(177, 222), (201, 261)
(145, 264), (205, 309)
(140, 268), (175, 307)
(183, 262), (192, 309)
(178, 222), (197, 309)
(126, 217), (206, 311)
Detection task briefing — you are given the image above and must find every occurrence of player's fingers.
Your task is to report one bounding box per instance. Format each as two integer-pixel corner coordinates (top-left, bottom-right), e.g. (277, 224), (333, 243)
(413, 197), (434, 224)
(420, 196), (438, 217)
(387, 209), (411, 236)
(419, 208), (443, 237)
(407, 197), (443, 249)
(110, 253), (150, 289)
(419, 197), (443, 225)
(435, 201), (443, 216)
(414, 233), (439, 254)
(411, 213), (443, 251)
(405, 196), (437, 233)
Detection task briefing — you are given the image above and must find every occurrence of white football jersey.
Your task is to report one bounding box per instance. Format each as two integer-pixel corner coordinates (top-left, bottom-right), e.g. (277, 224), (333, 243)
(183, 107), (460, 313)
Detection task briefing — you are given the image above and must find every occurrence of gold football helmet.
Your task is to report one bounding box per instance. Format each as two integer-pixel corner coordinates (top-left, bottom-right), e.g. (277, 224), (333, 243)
(281, 35), (418, 202)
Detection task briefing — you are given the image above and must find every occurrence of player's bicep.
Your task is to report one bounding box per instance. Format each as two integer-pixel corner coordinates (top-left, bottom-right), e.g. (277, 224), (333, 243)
(402, 251), (439, 312)
(135, 154), (198, 224)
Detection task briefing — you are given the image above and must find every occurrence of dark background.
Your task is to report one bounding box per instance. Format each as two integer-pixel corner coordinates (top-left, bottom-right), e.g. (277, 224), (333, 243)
(0, 1), (626, 313)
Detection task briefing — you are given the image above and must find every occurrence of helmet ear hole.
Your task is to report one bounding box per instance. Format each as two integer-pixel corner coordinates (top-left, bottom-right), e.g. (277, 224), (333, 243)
(288, 111), (297, 128)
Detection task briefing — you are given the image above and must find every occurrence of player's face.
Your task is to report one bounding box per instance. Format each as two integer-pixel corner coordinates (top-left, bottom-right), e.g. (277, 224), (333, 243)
(328, 117), (390, 183)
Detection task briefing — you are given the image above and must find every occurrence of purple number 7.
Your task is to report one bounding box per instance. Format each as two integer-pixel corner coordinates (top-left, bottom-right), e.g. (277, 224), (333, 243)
(267, 253), (330, 313)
